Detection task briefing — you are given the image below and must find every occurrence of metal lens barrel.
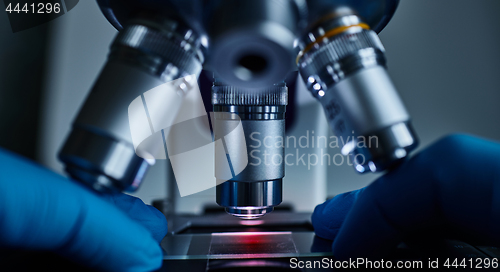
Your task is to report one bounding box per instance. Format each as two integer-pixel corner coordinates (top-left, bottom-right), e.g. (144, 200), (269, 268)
(297, 14), (418, 173)
(59, 18), (203, 192)
(212, 81), (288, 219)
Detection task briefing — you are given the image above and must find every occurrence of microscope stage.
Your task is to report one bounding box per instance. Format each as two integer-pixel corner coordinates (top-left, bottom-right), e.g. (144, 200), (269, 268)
(161, 212), (333, 260)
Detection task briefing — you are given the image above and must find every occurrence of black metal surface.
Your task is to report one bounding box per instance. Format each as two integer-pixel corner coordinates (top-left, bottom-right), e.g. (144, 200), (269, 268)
(95, 0), (399, 34)
(304, 0), (399, 34)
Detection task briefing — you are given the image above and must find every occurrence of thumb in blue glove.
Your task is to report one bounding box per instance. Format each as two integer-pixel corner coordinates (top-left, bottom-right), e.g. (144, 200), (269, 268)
(312, 188), (365, 240)
(0, 148), (168, 271)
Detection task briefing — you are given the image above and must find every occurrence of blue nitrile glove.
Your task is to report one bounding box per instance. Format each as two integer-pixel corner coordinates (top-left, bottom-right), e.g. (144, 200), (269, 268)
(0, 148), (168, 271)
(312, 134), (500, 259)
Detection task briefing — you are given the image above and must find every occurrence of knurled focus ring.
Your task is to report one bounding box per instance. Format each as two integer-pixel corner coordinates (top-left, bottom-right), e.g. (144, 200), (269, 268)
(298, 29), (385, 74)
(212, 85), (288, 106)
(298, 29), (387, 96)
(113, 24), (203, 76)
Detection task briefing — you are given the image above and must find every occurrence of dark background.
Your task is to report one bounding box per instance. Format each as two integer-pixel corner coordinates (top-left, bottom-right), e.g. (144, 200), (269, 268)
(0, 4), (47, 159)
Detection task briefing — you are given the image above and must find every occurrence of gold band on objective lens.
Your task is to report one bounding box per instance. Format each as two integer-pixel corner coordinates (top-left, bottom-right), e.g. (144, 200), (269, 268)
(296, 23), (370, 64)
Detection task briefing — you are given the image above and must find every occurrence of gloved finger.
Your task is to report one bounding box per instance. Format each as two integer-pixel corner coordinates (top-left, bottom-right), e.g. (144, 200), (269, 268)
(103, 193), (168, 243)
(311, 188), (365, 240)
(332, 134), (500, 260)
(0, 148), (164, 272)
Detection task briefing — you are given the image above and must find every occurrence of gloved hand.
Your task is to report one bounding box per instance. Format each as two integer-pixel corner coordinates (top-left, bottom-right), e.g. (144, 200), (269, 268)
(312, 134), (500, 259)
(0, 148), (168, 271)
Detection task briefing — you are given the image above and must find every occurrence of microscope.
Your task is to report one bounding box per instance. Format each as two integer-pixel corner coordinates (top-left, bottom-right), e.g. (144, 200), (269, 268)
(58, 0), (419, 269)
